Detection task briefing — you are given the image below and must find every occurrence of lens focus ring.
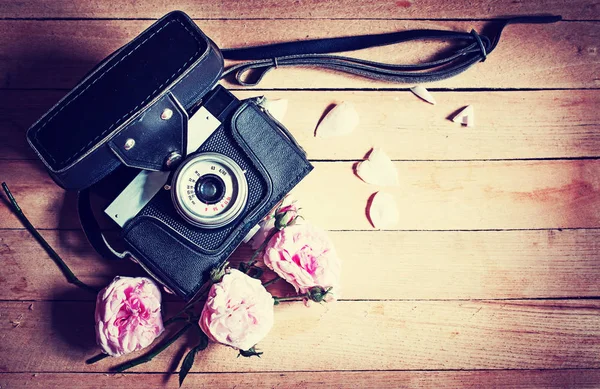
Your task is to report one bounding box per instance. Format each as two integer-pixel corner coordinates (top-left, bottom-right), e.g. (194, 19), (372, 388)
(171, 153), (248, 229)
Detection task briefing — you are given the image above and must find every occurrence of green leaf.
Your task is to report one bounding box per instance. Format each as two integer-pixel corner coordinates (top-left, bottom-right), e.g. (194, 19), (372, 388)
(196, 329), (209, 351)
(238, 347), (263, 358)
(179, 329), (210, 387)
(178, 348), (196, 387)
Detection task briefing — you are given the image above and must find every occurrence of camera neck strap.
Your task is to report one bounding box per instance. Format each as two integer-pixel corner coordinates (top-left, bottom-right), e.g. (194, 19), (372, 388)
(76, 15), (562, 262)
(221, 15), (561, 86)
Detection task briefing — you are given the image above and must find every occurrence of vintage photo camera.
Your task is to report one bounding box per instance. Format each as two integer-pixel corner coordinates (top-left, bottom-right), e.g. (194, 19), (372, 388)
(25, 11), (313, 300)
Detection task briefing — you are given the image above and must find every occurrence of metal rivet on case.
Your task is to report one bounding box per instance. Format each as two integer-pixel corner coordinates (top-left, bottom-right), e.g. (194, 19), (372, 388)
(164, 184), (172, 191)
(124, 138), (135, 150)
(161, 108), (173, 120)
(165, 151), (182, 169)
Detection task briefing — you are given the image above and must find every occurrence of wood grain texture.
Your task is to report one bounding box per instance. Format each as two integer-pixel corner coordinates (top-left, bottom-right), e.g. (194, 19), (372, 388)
(0, 0), (596, 20)
(1, 300), (600, 372)
(2, 229), (600, 301)
(3, 370), (600, 389)
(2, 1), (600, 385)
(3, 159), (600, 230)
(3, 89), (600, 161)
(0, 20), (598, 90)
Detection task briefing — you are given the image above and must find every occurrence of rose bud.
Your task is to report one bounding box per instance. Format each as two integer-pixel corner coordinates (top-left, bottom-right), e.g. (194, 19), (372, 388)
(94, 276), (164, 357)
(199, 269), (274, 351)
(263, 223), (341, 301)
(250, 196), (300, 249)
(274, 202), (299, 230)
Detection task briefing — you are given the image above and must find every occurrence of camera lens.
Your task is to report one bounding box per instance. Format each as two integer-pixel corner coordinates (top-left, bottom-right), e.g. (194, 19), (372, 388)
(195, 174), (225, 205)
(171, 153), (248, 229)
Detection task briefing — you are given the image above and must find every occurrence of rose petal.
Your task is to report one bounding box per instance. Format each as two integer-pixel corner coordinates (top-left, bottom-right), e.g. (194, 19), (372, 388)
(315, 102), (359, 138)
(262, 98), (288, 122)
(356, 148), (398, 186)
(410, 85), (436, 105)
(368, 192), (399, 229)
(451, 105), (475, 127)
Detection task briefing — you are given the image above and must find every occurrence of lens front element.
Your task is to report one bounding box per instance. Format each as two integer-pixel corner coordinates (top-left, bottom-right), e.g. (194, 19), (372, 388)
(196, 174), (225, 205)
(172, 153), (248, 228)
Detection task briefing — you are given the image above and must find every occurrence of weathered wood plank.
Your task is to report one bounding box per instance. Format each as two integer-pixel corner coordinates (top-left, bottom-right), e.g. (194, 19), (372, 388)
(3, 89), (600, 162)
(3, 159), (600, 230)
(0, 20), (597, 89)
(3, 370), (600, 389)
(1, 300), (599, 372)
(2, 229), (600, 301)
(0, 0), (596, 20)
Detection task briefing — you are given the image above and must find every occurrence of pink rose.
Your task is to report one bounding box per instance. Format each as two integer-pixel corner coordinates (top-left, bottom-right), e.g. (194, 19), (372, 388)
(263, 223), (341, 300)
(199, 269), (274, 351)
(250, 196), (300, 250)
(95, 276), (164, 357)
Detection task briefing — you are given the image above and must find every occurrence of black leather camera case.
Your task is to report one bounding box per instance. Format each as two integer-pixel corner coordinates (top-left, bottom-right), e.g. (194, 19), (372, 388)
(24, 11), (314, 300)
(26, 11), (223, 190)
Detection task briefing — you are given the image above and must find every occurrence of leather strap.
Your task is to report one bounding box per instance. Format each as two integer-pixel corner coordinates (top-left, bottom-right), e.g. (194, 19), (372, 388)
(221, 15), (561, 86)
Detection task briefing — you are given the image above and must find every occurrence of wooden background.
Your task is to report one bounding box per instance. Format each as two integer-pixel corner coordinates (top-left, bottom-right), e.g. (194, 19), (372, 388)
(1, 1), (600, 388)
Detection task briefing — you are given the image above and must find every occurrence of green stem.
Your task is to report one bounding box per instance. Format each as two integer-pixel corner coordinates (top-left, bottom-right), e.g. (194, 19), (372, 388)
(86, 353), (110, 364)
(159, 315), (188, 327)
(1, 182), (98, 294)
(88, 316), (193, 365)
(273, 294), (308, 303)
(246, 228), (279, 268)
(262, 276), (281, 287)
(164, 283), (212, 325)
(113, 323), (192, 372)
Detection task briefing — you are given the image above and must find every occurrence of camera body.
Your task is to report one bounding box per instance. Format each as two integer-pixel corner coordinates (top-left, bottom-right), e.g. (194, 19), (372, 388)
(25, 11), (313, 300)
(115, 86), (312, 299)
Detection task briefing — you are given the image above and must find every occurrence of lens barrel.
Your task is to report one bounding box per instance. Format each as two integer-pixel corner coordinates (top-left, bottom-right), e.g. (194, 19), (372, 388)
(171, 153), (248, 228)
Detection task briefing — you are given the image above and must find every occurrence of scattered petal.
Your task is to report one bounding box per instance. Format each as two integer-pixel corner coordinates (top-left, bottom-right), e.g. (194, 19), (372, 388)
(10, 314), (23, 328)
(451, 105), (475, 127)
(368, 192), (399, 229)
(356, 148), (399, 186)
(261, 98), (288, 122)
(410, 85), (436, 105)
(315, 102), (359, 138)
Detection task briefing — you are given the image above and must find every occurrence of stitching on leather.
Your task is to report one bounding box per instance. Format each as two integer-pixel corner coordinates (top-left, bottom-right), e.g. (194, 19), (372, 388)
(33, 18), (202, 167)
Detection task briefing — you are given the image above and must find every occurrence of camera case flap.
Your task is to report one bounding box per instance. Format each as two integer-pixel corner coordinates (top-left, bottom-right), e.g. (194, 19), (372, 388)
(26, 11), (224, 190)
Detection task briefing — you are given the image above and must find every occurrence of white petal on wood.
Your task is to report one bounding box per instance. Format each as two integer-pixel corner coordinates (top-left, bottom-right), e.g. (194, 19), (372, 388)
(356, 148), (399, 186)
(451, 105), (475, 127)
(262, 98), (289, 122)
(410, 85), (436, 105)
(315, 101), (359, 138)
(368, 192), (400, 229)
